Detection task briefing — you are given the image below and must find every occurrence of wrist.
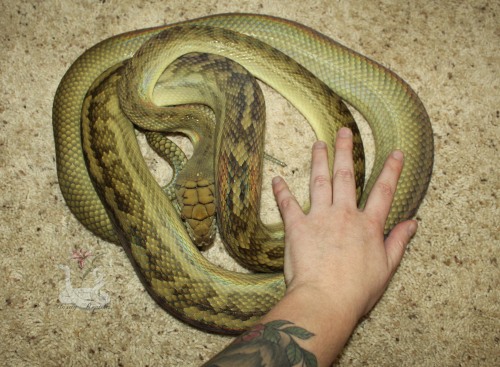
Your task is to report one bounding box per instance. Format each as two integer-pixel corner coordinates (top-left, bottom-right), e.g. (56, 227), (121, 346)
(285, 282), (365, 325)
(285, 285), (362, 329)
(260, 285), (361, 366)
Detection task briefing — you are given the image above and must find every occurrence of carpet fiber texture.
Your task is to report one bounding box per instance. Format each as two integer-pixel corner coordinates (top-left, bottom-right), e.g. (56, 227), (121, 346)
(1, 0), (498, 365)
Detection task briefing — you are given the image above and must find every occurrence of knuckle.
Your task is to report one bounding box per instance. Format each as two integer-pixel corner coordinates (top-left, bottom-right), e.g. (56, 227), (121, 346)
(375, 180), (395, 197)
(279, 196), (293, 210)
(313, 174), (331, 187)
(272, 180), (287, 196)
(273, 183), (285, 196)
(366, 215), (384, 233)
(334, 168), (353, 182)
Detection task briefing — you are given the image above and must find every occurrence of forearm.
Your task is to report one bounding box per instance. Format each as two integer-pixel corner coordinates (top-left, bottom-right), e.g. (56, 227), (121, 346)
(203, 288), (360, 367)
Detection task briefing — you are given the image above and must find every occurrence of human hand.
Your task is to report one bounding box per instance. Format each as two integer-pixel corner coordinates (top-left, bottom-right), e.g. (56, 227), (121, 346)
(204, 128), (418, 367)
(272, 127), (418, 321)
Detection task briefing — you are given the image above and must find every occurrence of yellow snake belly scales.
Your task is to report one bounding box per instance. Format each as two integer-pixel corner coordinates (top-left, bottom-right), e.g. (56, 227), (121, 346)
(53, 13), (433, 334)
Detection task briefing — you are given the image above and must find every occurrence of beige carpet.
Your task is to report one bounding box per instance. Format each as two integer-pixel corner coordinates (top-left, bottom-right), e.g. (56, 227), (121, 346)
(1, 0), (498, 365)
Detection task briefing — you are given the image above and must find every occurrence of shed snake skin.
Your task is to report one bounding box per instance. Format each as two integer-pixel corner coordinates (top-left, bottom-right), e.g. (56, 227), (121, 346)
(53, 13), (433, 334)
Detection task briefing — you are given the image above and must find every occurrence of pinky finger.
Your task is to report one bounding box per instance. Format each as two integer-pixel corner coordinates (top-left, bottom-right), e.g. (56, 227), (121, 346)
(272, 176), (304, 226)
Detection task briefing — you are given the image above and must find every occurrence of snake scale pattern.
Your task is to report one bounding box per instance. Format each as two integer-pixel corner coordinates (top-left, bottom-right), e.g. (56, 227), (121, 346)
(53, 14), (433, 334)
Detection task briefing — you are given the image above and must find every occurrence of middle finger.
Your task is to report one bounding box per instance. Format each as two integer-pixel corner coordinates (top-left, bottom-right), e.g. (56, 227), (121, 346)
(332, 127), (357, 208)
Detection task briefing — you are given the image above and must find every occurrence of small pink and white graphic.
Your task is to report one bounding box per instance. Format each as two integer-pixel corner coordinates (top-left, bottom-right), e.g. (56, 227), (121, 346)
(57, 248), (110, 309)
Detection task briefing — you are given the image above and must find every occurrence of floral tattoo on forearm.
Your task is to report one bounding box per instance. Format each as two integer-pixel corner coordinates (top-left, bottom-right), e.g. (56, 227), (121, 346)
(203, 320), (318, 367)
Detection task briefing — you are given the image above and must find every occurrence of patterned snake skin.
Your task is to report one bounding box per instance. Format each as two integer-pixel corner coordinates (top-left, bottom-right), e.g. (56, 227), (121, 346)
(53, 14), (433, 334)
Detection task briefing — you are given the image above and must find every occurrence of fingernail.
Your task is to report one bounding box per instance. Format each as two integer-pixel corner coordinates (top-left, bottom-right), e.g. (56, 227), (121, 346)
(313, 141), (327, 149)
(272, 176), (282, 185)
(392, 150), (404, 161)
(407, 220), (418, 237)
(338, 127), (352, 138)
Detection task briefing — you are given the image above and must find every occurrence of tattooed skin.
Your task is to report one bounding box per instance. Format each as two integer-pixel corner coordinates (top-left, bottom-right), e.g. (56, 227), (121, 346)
(203, 320), (318, 367)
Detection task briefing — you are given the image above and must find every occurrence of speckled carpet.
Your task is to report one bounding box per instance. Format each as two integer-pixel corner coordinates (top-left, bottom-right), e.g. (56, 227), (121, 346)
(1, 0), (498, 365)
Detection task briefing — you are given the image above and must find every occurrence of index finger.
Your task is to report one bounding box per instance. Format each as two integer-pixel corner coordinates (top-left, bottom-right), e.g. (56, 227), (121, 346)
(364, 150), (404, 223)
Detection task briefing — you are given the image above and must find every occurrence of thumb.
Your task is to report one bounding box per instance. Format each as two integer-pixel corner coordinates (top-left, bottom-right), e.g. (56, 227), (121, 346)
(385, 220), (417, 272)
